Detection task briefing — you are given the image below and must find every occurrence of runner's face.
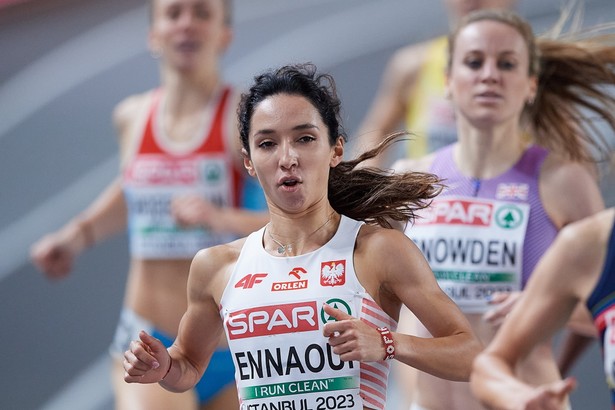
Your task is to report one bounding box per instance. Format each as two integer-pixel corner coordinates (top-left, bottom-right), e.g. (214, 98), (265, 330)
(244, 93), (343, 214)
(149, 0), (230, 72)
(446, 20), (536, 129)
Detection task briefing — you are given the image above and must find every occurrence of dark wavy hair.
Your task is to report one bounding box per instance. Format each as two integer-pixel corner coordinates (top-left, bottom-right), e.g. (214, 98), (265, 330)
(238, 63), (443, 227)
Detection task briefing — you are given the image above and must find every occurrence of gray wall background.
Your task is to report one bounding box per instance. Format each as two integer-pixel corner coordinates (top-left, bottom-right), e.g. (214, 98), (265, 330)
(1, 0), (614, 409)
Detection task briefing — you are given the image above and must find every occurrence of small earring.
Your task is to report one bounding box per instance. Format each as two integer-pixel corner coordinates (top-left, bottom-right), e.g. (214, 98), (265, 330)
(526, 96), (535, 105)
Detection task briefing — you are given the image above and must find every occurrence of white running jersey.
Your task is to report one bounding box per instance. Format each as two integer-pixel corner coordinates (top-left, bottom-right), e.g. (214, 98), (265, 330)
(220, 216), (397, 410)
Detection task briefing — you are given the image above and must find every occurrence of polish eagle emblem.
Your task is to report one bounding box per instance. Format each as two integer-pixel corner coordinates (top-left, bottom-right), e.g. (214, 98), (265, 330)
(320, 260), (346, 287)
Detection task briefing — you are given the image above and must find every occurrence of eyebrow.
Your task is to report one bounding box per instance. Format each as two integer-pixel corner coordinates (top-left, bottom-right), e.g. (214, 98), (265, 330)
(253, 123), (320, 137)
(465, 49), (519, 56)
(293, 123), (320, 131)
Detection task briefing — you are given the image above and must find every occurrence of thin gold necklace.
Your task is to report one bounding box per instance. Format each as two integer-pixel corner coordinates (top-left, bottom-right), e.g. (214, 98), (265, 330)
(267, 212), (336, 255)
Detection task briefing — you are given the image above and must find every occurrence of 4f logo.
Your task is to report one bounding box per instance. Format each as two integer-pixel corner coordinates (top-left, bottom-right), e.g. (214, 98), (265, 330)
(234, 273), (268, 289)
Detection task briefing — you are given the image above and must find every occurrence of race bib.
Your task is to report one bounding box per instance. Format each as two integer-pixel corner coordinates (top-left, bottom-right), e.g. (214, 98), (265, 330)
(125, 154), (235, 258)
(225, 298), (363, 410)
(408, 197), (529, 313)
(602, 308), (615, 388)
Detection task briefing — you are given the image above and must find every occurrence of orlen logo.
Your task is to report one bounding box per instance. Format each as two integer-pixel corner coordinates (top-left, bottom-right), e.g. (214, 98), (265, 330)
(272, 267), (308, 292)
(417, 199), (492, 226)
(226, 301), (318, 340)
(127, 157), (198, 185)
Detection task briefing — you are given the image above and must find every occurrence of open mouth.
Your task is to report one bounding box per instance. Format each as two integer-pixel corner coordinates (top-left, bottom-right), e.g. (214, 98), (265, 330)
(477, 91), (501, 98)
(281, 179), (299, 187)
(176, 40), (200, 53)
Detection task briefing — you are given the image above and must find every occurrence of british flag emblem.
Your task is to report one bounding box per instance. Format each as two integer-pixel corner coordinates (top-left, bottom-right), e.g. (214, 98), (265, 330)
(496, 183), (529, 200)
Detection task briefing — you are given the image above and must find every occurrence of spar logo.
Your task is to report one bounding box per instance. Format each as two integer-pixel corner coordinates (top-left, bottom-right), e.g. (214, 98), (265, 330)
(226, 301), (318, 340)
(321, 298), (352, 324)
(495, 204), (524, 229)
(320, 260), (345, 287)
(417, 198), (492, 226)
(272, 267), (308, 292)
(202, 162), (223, 183)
